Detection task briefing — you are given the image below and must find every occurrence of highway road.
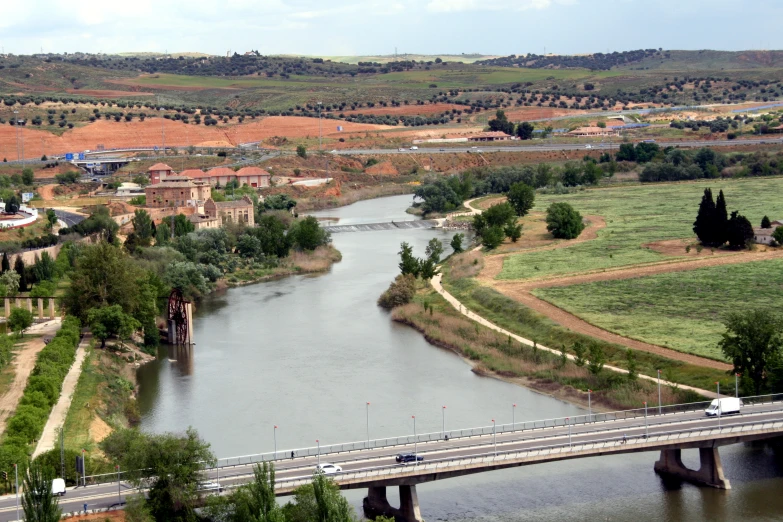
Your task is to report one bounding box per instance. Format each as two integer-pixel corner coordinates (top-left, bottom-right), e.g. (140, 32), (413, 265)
(331, 137), (783, 156)
(0, 400), (780, 519)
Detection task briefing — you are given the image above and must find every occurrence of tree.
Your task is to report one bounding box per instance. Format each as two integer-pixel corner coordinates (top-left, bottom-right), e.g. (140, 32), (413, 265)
(483, 202), (516, 228)
(283, 472), (357, 522)
(156, 222), (171, 246)
(124, 494), (154, 522)
(296, 145), (307, 159)
(773, 226), (783, 245)
(626, 349), (638, 382)
(5, 194), (20, 214)
(450, 233), (464, 254)
(726, 210), (753, 249)
(615, 143), (636, 162)
(693, 188), (718, 246)
(14, 256), (27, 292)
(1, 252), (9, 273)
(487, 110), (514, 135)
(22, 461), (61, 522)
(505, 222), (522, 242)
(289, 216), (330, 251)
(714, 189), (728, 246)
(546, 202), (585, 239)
(87, 305), (141, 348)
(480, 226), (505, 249)
(425, 238), (444, 263)
(572, 340), (587, 367)
(164, 262), (209, 301)
(220, 462), (285, 522)
(418, 257), (439, 280)
(132, 209), (154, 247)
(0, 270), (20, 296)
(398, 242), (419, 276)
(101, 427), (215, 522)
(32, 252), (56, 282)
(516, 122), (534, 140)
(21, 168), (34, 185)
(377, 274), (416, 309)
(587, 343), (605, 375)
(507, 182), (535, 217)
(719, 310), (783, 395)
(252, 215), (292, 258)
(761, 215), (772, 229)
(9, 307), (33, 336)
(173, 214), (195, 237)
(45, 209), (57, 230)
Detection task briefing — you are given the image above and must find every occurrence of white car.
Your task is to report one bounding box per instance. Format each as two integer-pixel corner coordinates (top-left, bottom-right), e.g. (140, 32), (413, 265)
(585, 144), (593, 149)
(316, 463), (342, 475)
(330, 149), (338, 154)
(197, 481), (223, 493)
(398, 148), (406, 152)
(410, 146), (418, 150)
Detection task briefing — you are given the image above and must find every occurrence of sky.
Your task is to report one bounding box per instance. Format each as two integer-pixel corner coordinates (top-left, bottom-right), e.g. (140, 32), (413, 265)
(2, 0), (783, 57)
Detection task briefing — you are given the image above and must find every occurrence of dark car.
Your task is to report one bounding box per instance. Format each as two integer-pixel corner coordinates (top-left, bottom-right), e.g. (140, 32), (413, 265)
(396, 453), (423, 464)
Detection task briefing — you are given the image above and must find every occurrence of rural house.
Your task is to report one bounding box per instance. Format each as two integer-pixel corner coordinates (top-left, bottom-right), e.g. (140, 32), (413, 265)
(204, 196), (255, 226)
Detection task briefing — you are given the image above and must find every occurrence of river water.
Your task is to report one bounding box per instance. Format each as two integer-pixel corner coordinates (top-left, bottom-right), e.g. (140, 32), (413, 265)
(137, 195), (783, 521)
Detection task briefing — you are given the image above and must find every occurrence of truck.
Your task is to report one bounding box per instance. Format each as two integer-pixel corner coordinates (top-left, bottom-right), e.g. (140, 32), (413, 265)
(705, 397), (742, 417)
(51, 478), (66, 496)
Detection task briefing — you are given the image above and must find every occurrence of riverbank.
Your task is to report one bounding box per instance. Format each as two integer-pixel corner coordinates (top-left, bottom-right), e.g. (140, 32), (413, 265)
(296, 183), (414, 212)
(224, 245), (342, 287)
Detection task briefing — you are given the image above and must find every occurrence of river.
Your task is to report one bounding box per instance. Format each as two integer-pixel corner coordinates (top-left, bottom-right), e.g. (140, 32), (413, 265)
(136, 194), (783, 521)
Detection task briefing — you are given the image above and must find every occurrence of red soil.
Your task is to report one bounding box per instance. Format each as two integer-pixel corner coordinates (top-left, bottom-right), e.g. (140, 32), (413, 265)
(0, 117), (391, 158)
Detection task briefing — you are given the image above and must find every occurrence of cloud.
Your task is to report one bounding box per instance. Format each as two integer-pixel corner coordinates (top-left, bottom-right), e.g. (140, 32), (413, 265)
(426, 0), (574, 13)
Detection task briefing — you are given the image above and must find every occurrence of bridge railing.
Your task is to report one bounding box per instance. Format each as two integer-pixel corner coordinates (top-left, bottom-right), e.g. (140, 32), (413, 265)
(209, 393), (783, 470)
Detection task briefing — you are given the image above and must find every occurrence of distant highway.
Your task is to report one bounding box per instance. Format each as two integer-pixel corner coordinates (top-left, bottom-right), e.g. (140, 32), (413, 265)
(54, 210), (86, 228)
(331, 137), (783, 156)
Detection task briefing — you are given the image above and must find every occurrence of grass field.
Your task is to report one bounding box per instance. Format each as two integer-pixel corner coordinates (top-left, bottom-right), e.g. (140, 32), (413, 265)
(534, 258), (783, 361)
(498, 176), (783, 281)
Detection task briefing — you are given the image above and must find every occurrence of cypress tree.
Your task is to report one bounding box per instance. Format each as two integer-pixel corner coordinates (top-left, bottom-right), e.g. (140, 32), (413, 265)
(714, 189), (729, 246)
(0, 252), (8, 274)
(761, 215), (772, 229)
(14, 256), (27, 292)
(693, 188), (716, 246)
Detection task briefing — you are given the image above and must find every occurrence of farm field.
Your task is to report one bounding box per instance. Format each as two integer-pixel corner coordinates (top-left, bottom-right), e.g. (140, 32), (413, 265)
(533, 258), (783, 360)
(498, 176), (783, 281)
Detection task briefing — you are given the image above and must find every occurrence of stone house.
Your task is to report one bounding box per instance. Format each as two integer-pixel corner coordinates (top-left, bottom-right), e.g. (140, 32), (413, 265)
(144, 176), (211, 209)
(148, 163), (174, 184)
(204, 196), (255, 226)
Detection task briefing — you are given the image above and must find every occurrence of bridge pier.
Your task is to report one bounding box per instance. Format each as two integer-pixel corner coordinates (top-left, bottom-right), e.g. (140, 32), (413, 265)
(363, 485), (423, 522)
(654, 448), (731, 489)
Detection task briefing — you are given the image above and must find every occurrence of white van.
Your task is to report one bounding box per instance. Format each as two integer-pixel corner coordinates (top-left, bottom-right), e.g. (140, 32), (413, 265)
(705, 397), (742, 417)
(52, 478), (66, 496)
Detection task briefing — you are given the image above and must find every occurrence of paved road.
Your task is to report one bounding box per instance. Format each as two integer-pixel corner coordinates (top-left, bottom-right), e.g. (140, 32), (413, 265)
(53, 210), (86, 228)
(0, 401), (779, 519)
(331, 137), (783, 156)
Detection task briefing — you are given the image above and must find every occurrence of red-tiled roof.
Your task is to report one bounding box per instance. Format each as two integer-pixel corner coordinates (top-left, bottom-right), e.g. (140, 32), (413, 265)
(207, 167), (236, 177)
(148, 163), (173, 171)
(236, 166), (268, 176)
(180, 169), (208, 178)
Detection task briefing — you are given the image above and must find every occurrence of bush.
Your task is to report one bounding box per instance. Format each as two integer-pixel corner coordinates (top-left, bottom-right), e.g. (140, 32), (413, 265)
(546, 202), (585, 239)
(377, 274), (416, 309)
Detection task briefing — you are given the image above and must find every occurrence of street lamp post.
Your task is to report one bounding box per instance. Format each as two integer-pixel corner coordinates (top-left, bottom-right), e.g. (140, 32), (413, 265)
(316, 440), (320, 466)
(587, 390), (592, 422)
(566, 418), (571, 449)
(716, 382), (722, 428)
(14, 463), (19, 521)
(644, 402), (648, 439)
(366, 402), (370, 449)
(412, 416), (417, 465)
(492, 419), (497, 456)
(274, 425), (278, 459)
(117, 465), (121, 505)
(442, 406), (446, 439)
(657, 369), (662, 415)
(512, 403), (516, 431)
(735, 373), (740, 398)
(82, 449), (87, 487)
(13, 110), (20, 162)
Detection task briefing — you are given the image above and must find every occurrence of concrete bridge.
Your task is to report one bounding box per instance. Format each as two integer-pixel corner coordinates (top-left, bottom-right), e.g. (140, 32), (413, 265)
(322, 219), (441, 233)
(3, 394), (780, 521)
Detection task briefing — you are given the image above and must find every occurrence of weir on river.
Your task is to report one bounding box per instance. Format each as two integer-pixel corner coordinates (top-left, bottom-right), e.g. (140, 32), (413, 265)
(137, 195), (783, 522)
(322, 219), (440, 233)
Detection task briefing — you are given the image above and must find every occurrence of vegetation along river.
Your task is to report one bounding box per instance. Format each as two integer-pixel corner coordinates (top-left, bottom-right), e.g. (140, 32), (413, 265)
(136, 194), (783, 521)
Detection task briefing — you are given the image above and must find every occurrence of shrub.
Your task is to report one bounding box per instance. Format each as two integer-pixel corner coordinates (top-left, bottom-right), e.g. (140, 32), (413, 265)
(377, 274), (416, 309)
(546, 202), (585, 239)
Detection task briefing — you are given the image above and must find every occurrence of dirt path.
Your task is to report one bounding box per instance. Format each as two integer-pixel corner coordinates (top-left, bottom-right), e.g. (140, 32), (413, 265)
(0, 319), (63, 434)
(430, 274), (716, 397)
(38, 184), (57, 201)
(32, 333), (91, 458)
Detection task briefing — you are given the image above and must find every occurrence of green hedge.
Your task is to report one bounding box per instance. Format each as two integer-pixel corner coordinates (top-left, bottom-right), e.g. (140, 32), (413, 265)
(0, 316), (81, 482)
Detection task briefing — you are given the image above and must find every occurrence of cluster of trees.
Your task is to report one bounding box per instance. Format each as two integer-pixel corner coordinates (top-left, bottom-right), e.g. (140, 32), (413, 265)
(639, 148), (783, 182)
(473, 201), (523, 249)
(478, 49), (662, 71)
(720, 309), (783, 395)
(0, 249), (60, 297)
(693, 188), (753, 249)
(487, 110), (534, 139)
(0, 317), (81, 481)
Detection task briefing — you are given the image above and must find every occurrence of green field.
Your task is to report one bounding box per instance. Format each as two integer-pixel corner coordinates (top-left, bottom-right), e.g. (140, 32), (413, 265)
(498, 177), (783, 281)
(534, 259), (783, 360)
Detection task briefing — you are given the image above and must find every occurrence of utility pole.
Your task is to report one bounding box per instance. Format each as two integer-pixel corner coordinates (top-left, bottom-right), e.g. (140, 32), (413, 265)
(60, 427), (65, 480)
(317, 102), (323, 151)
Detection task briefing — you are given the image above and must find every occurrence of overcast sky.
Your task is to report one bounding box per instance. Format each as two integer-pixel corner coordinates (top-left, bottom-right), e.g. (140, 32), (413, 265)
(2, 0), (782, 57)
